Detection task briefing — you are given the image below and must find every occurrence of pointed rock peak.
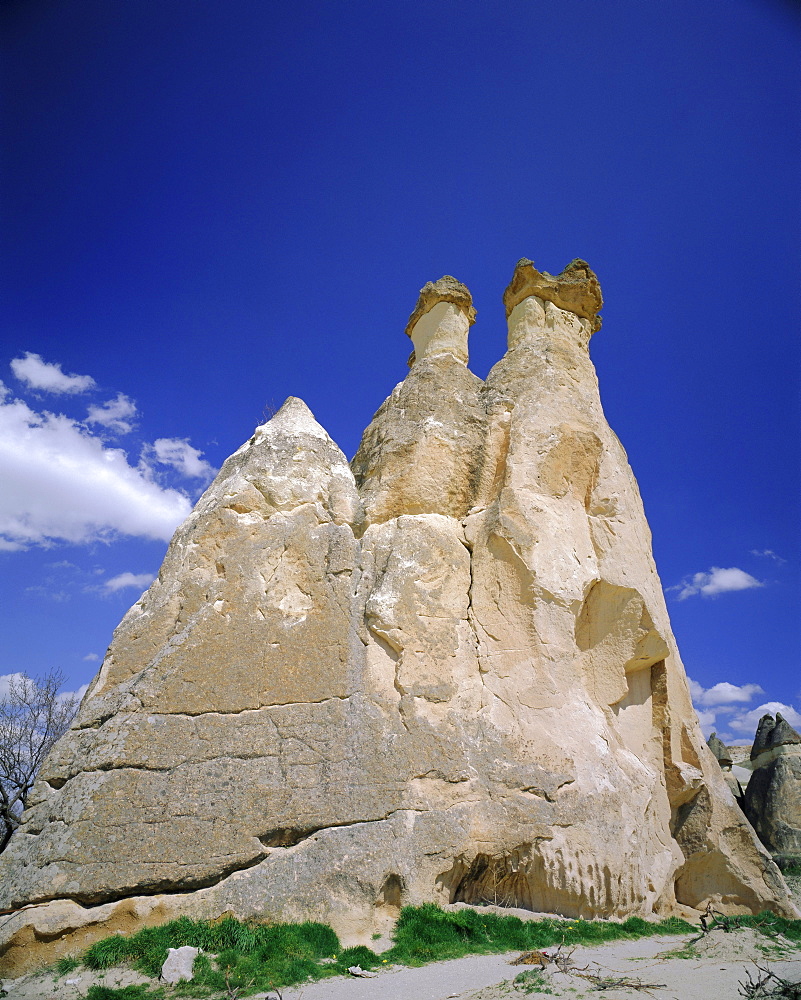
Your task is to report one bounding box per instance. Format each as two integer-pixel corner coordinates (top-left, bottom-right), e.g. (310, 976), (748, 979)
(404, 275), (476, 339)
(256, 396), (332, 443)
(769, 714), (801, 749)
(751, 713), (777, 759)
(708, 733), (733, 765)
(503, 257), (603, 332)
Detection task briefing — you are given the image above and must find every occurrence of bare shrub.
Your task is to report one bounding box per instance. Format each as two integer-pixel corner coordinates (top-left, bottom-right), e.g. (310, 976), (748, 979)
(0, 670), (79, 851)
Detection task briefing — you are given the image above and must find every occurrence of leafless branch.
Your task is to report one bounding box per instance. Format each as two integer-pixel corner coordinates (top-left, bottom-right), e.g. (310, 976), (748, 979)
(0, 669), (78, 852)
(739, 963), (801, 999)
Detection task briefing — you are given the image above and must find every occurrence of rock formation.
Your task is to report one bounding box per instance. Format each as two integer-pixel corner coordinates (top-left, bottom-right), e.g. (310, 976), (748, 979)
(743, 713), (801, 861)
(0, 259), (796, 975)
(707, 733), (743, 804)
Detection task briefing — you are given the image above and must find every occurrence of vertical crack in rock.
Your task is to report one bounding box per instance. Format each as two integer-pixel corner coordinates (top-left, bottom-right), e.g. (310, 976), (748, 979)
(0, 260), (796, 978)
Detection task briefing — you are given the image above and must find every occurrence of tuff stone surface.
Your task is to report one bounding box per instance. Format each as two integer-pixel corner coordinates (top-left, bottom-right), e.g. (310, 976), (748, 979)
(404, 277), (476, 368)
(502, 258), (603, 332)
(404, 275), (476, 339)
(707, 733), (743, 803)
(708, 734), (733, 766)
(0, 261), (795, 975)
(743, 714), (801, 860)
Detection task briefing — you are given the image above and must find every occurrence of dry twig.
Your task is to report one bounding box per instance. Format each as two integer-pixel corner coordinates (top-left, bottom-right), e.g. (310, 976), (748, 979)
(572, 969), (667, 993)
(550, 945), (666, 993)
(738, 963), (801, 999)
(224, 968), (257, 999)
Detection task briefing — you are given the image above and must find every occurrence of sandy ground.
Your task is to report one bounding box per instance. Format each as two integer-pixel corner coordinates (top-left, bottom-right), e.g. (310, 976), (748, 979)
(3, 926), (800, 1000)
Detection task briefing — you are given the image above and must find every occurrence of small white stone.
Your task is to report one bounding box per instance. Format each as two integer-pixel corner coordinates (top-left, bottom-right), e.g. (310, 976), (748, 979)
(161, 946), (199, 984)
(348, 965), (377, 977)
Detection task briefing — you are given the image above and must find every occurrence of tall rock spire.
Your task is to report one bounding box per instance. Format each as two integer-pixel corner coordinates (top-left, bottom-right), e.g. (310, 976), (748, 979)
(404, 274), (476, 367)
(0, 261), (795, 976)
(351, 275), (488, 525)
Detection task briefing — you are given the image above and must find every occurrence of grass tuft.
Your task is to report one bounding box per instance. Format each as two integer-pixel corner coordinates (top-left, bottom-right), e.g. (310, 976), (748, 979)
(336, 944), (381, 971)
(85, 987), (164, 1000)
(54, 955), (81, 975)
(513, 968), (556, 995)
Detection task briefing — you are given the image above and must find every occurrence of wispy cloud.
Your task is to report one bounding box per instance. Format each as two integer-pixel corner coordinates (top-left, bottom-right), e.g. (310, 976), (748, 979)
(750, 549), (786, 565)
(103, 571), (155, 594)
(86, 393), (138, 434)
(0, 389), (191, 549)
(83, 652), (100, 662)
(145, 437), (216, 481)
(10, 353), (95, 394)
(670, 566), (764, 600)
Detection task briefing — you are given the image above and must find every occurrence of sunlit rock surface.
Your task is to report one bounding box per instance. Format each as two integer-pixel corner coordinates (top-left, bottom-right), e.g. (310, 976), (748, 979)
(0, 260), (795, 975)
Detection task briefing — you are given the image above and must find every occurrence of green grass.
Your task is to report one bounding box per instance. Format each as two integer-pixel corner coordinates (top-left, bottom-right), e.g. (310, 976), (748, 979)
(72, 904), (801, 999)
(83, 914), (342, 993)
(86, 988), (165, 1000)
(382, 903), (693, 966)
(54, 955), (81, 975)
(513, 969), (556, 995)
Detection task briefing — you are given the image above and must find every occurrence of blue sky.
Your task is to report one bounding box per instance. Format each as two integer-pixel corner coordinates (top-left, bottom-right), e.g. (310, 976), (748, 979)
(1, 0), (799, 743)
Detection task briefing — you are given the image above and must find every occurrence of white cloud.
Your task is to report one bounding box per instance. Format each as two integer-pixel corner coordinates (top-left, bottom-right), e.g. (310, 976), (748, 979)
(10, 353), (95, 394)
(0, 392), (192, 548)
(0, 673), (88, 709)
(694, 708), (718, 737)
(689, 676), (766, 739)
(86, 393), (138, 434)
(103, 571), (155, 594)
(58, 682), (89, 705)
(0, 673), (26, 698)
(690, 677), (801, 742)
(146, 437), (216, 481)
(83, 653), (100, 662)
(727, 702), (801, 738)
(672, 566), (764, 600)
(693, 681), (764, 707)
(750, 549), (786, 564)
(688, 678), (704, 702)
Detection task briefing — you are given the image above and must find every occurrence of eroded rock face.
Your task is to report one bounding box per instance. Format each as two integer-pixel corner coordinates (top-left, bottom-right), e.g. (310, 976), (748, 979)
(0, 260), (795, 975)
(707, 733), (743, 803)
(743, 714), (801, 860)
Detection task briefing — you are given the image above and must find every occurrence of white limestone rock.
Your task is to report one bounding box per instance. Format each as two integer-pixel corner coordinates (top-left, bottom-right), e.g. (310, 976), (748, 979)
(161, 946), (199, 984)
(0, 260), (795, 977)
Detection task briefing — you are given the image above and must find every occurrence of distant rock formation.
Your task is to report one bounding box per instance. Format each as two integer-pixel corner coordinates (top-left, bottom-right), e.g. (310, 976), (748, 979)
(707, 733), (743, 804)
(743, 713), (801, 861)
(0, 259), (796, 975)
